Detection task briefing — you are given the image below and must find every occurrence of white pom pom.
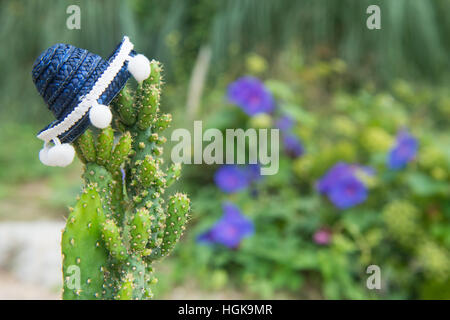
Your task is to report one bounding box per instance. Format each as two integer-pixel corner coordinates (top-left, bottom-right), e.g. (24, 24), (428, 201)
(89, 104), (112, 129)
(47, 143), (75, 167)
(127, 54), (151, 83)
(39, 147), (55, 166)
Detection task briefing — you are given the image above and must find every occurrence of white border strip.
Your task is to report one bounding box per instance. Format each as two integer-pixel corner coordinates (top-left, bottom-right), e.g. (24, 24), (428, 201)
(37, 36), (134, 142)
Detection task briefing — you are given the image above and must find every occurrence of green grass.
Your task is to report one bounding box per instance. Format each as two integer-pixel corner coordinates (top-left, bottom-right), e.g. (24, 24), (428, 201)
(0, 123), (54, 183)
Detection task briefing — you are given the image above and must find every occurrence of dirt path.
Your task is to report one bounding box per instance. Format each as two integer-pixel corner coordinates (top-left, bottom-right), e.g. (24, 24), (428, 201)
(0, 270), (59, 300)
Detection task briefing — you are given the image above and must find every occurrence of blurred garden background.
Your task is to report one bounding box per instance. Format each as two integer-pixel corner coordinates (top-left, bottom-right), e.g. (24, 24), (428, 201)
(0, 0), (449, 299)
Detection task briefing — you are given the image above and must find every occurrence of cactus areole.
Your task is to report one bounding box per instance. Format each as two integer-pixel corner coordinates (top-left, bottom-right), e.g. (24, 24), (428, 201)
(32, 36), (190, 299)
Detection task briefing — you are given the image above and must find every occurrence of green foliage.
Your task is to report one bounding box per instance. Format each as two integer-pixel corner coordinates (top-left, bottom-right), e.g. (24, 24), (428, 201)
(171, 55), (450, 299)
(61, 61), (190, 300)
(382, 200), (421, 247)
(2, 0), (450, 125)
(131, 0), (450, 83)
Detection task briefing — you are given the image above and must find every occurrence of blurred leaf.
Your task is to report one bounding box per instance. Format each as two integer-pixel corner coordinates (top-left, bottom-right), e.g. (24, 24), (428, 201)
(332, 234), (357, 253)
(406, 173), (449, 196)
(265, 79), (295, 102)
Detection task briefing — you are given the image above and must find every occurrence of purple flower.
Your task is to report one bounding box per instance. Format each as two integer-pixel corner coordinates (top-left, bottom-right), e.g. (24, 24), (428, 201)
(327, 175), (367, 209)
(317, 163), (354, 194)
(214, 165), (261, 193)
(275, 115), (295, 132)
(227, 76), (275, 116)
(214, 165), (250, 193)
(283, 134), (304, 158)
(197, 203), (254, 248)
(317, 162), (373, 210)
(388, 130), (418, 170)
(313, 228), (332, 245)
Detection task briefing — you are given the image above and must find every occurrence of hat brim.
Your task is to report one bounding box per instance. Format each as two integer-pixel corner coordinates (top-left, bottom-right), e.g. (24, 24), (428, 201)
(38, 37), (134, 144)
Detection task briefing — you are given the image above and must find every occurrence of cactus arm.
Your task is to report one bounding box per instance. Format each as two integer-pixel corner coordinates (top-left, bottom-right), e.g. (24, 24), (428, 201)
(129, 207), (152, 253)
(95, 127), (114, 166)
(61, 184), (109, 299)
(102, 219), (129, 261)
(166, 163), (182, 187)
(77, 129), (97, 163)
(112, 85), (136, 126)
(160, 193), (190, 257)
(73, 142), (87, 164)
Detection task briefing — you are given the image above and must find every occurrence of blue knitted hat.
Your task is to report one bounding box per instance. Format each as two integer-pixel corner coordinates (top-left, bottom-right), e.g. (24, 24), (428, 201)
(32, 36), (151, 167)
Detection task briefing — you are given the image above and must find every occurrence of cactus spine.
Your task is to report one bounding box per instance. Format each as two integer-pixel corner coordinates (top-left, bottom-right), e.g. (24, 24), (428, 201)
(62, 60), (190, 300)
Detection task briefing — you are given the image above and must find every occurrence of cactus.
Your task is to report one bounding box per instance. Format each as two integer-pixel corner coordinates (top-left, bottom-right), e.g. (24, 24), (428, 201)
(62, 60), (190, 300)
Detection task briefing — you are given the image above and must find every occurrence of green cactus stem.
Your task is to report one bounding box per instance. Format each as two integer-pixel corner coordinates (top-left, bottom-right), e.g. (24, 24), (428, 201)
(62, 184), (108, 299)
(61, 59), (190, 300)
(115, 86), (136, 126)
